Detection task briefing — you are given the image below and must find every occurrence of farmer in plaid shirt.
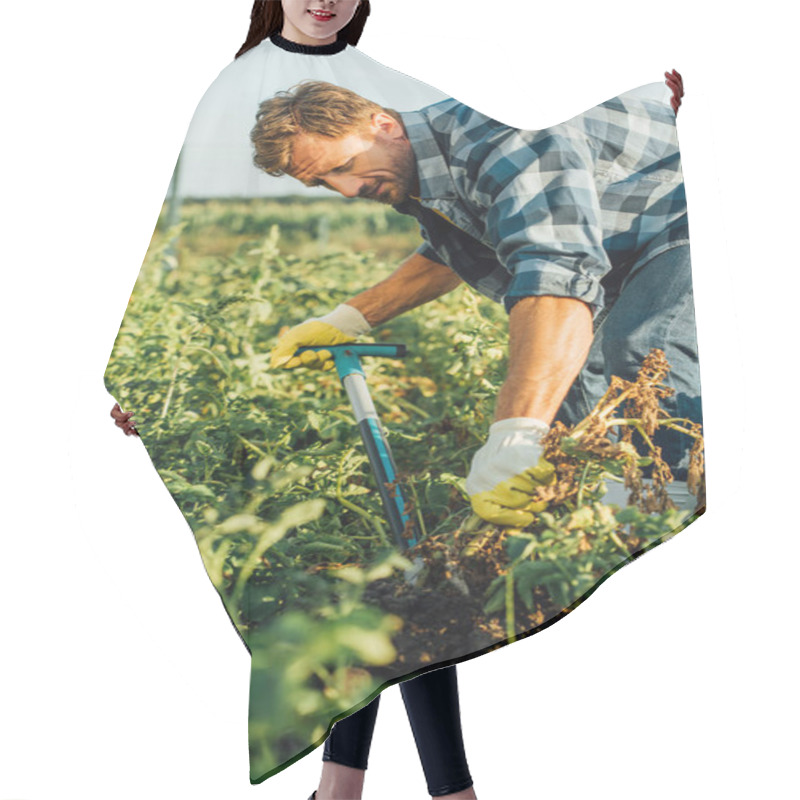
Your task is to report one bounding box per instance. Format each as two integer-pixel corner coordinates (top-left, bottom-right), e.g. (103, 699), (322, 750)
(261, 71), (701, 526)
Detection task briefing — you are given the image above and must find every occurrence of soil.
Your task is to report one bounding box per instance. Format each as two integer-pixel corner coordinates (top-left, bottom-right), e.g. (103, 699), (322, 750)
(361, 524), (564, 678)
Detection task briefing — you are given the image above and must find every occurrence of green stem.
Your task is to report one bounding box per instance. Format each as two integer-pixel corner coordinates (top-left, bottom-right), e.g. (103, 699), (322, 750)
(158, 321), (205, 431)
(576, 462), (591, 507)
(606, 417), (702, 439)
(551, 557), (575, 583)
(335, 449), (388, 542)
(464, 288), (506, 337)
(407, 479), (428, 541)
(505, 570), (517, 644)
(160, 361), (180, 423)
(628, 421), (657, 452)
(609, 529), (631, 557)
(235, 433), (270, 459)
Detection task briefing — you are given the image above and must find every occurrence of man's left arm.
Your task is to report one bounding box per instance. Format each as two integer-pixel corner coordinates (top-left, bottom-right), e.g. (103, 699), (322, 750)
(464, 127), (607, 526)
(464, 98), (681, 525)
(495, 294), (593, 424)
(463, 292), (594, 528)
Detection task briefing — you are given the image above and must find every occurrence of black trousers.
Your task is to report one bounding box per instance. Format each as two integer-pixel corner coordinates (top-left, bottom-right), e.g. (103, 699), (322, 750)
(323, 664), (474, 797)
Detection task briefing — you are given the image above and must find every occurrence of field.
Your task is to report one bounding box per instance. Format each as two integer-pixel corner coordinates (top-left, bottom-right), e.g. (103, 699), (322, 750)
(104, 196), (705, 778)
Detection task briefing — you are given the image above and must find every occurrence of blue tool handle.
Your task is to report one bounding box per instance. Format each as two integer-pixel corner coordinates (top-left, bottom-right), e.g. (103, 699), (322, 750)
(294, 342), (421, 551)
(296, 343), (407, 358)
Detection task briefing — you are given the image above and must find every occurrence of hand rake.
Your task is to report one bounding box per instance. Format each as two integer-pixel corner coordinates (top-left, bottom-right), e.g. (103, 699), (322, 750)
(295, 343), (426, 586)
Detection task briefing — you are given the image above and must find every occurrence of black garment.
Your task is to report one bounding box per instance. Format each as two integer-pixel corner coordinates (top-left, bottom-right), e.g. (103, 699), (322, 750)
(268, 31), (348, 55)
(323, 665), (474, 797)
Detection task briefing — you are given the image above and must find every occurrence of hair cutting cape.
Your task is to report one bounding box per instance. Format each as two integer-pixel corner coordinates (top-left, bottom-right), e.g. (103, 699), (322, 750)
(104, 30), (705, 784)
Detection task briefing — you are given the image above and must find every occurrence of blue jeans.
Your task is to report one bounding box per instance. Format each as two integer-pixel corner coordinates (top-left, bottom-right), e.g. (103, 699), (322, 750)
(323, 665), (474, 797)
(555, 240), (703, 480)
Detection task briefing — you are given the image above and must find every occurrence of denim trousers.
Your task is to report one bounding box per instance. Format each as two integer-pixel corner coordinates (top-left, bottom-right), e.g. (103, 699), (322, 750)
(322, 664), (474, 797)
(555, 240), (703, 480)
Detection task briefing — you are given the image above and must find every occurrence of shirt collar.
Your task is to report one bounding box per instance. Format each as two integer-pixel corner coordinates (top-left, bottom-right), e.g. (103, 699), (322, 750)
(268, 31), (348, 55)
(396, 107), (459, 202)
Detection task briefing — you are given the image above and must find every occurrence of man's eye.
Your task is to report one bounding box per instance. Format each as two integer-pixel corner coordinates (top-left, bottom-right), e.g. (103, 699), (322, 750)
(331, 159), (353, 174)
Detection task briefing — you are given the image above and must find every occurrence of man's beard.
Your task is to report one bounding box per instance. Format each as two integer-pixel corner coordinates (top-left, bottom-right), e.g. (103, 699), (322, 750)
(362, 139), (417, 205)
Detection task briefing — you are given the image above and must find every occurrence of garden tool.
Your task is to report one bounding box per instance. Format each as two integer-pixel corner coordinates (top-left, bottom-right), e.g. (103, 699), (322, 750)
(295, 343), (426, 586)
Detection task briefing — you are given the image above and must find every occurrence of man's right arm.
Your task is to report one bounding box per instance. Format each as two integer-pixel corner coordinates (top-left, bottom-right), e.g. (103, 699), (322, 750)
(270, 252), (461, 370)
(345, 251), (463, 327)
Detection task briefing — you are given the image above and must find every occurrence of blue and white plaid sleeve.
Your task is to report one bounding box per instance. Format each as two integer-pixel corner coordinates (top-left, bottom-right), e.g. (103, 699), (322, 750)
(413, 239), (448, 267)
(470, 126), (612, 315)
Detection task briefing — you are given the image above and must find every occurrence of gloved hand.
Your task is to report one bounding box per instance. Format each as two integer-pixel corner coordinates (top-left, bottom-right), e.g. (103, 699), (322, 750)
(269, 303), (372, 371)
(465, 417), (556, 527)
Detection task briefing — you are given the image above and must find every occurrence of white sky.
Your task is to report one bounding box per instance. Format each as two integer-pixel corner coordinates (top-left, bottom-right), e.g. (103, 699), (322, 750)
(175, 39), (451, 198)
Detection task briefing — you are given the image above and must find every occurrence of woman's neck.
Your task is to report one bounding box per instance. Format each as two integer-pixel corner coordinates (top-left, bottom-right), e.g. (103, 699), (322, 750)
(269, 29), (348, 55)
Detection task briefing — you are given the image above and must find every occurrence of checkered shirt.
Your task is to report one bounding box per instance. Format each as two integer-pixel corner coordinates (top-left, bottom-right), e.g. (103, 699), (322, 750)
(392, 83), (689, 315)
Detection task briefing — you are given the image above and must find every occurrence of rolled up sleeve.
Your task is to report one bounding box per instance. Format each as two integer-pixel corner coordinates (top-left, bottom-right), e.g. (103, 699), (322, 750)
(414, 239), (448, 267)
(475, 128), (613, 315)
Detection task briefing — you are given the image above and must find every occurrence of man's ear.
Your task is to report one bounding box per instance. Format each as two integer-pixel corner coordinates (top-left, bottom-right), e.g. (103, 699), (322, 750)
(372, 111), (404, 138)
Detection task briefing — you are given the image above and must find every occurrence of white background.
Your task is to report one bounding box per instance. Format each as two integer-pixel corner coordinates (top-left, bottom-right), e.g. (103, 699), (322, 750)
(1, 1), (796, 798)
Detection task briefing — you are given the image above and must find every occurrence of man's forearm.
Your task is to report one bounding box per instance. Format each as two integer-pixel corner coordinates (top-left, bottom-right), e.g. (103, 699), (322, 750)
(345, 252), (463, 327)
(494, 295), (594, 425)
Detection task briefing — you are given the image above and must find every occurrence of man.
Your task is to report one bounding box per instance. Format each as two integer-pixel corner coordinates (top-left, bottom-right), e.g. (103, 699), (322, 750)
(254, 71), (701, 526)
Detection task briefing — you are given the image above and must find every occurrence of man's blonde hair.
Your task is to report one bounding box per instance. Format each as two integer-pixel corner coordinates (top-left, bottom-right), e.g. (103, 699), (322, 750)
(250, 80), (400, 178)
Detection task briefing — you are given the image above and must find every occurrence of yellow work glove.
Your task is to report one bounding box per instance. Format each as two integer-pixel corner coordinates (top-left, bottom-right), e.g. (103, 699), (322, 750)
(269, 303), (372, 371)
(465, 417), (556, 527)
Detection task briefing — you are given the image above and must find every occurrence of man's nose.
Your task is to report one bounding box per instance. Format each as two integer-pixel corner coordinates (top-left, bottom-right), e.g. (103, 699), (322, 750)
(327, 175), (366, 198)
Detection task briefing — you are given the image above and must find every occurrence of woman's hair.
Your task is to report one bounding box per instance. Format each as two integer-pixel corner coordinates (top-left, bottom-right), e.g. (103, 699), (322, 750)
(235, 0), (371, 59)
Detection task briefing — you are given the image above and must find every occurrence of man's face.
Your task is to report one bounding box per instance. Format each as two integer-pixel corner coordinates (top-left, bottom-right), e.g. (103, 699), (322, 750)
(288, 112), (419, 204)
